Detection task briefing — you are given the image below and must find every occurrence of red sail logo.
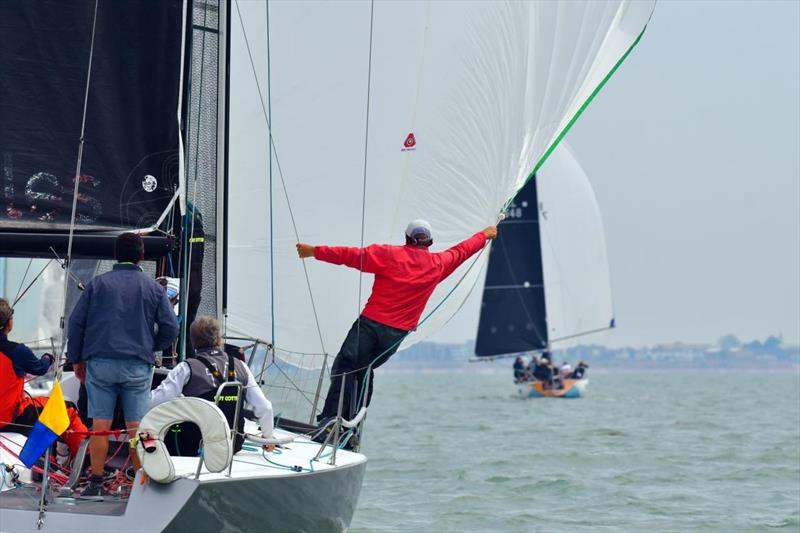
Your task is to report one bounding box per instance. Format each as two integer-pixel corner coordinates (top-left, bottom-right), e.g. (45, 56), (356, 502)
(402, 133), (416, 151)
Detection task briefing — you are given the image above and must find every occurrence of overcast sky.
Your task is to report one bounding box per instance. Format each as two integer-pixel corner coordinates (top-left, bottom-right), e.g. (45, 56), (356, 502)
(437, 0), (800, 348)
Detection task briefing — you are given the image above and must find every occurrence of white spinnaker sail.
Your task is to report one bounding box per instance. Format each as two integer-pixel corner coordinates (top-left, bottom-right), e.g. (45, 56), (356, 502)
(538, 145), (615, 346)
(227, 1), (654, 369)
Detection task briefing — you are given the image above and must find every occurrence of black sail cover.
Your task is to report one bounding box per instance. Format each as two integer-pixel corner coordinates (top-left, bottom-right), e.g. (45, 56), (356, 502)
(475, 177), (548, 356)
(0, 0), (184, 256)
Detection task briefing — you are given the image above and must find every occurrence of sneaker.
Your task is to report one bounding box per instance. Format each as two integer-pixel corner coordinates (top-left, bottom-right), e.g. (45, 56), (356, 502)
(311, 416), (339, 444)
(79, 476), (107, 501)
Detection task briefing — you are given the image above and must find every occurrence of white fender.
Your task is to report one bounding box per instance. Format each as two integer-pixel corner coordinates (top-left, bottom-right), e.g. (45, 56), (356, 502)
(137, 397), (232, 483)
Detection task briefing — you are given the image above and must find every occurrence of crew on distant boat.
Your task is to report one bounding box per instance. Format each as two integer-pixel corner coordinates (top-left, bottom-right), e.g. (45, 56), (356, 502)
(68, 232), (179, 498)
(513, 357), (526, 382)
(571, 361), (589, 379)
(526, 355), (539, 380)
(0, 298), (89, 459)
(150, 316), (275, 454)
(532, 353), (553, 384)
(518, 355), (589, 386)
(297, 220), (497, 424)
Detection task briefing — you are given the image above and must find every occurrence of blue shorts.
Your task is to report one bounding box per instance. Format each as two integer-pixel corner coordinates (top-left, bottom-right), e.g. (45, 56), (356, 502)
(86, 357), (153, 422)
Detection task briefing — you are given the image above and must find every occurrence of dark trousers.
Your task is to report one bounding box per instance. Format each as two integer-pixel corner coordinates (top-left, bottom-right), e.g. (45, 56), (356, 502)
(319, 316), (408, 422)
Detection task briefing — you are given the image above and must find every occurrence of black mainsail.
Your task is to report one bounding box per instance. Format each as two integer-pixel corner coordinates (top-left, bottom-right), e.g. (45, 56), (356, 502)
(0, 0), (185, 258)
(475, 176), (548, 357)
(475, 144), (616, 358)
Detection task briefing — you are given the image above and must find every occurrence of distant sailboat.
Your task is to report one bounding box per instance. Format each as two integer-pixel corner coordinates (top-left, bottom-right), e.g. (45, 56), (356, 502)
(475, 144), (615, 399)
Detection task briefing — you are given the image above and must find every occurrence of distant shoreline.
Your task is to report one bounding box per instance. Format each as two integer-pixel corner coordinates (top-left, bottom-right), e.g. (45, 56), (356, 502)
(383, 337), (800, 374)
(380, 365), (800, 375)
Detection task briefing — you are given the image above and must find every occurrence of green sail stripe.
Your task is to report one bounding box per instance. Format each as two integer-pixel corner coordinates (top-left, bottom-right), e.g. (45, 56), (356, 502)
(505, 23), (651, 210)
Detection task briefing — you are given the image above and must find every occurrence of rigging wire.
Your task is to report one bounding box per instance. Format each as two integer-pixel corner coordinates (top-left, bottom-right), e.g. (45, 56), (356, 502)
(57, 0), (99, 375)
(13, 258), (33, 307)
(233, 0), (326, 357)
(12, 260), (54, 308)
(354, 0), (376, 375)
(265, 0), (275, 349)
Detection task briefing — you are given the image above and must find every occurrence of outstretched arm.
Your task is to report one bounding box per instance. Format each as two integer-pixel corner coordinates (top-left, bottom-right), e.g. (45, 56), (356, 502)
(438, 226), (497, 280)
(296, 243), (387, 274)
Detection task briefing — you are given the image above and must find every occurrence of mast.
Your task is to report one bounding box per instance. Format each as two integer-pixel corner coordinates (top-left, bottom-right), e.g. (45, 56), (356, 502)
(177, 0), (225, 359)
(220, 0), (231, 322)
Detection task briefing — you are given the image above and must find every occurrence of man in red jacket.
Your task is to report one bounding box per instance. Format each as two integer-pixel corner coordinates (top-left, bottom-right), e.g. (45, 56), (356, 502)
(297, 220), (497, 423)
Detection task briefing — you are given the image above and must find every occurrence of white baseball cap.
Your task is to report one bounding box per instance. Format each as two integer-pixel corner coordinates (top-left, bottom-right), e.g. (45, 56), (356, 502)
(405, 219), (432, 240)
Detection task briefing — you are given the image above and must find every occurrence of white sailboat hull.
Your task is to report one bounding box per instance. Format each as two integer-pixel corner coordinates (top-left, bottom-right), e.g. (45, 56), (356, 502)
(1, 374), (367, 532)
(0, 428), (367, 532)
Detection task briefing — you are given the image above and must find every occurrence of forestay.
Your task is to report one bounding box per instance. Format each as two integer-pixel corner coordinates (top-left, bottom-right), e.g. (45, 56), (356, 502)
(226, 1), (654, 369)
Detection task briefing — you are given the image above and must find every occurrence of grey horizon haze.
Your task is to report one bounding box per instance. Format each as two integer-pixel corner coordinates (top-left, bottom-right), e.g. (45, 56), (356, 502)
(435, 0), (800, 348)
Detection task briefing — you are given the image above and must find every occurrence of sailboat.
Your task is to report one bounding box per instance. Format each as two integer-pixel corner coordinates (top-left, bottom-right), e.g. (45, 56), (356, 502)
(475, 144), (615, 399)
(0, 0), (654, 530)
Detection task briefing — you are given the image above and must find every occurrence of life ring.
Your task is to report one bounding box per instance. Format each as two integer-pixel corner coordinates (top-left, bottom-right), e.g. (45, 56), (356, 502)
(136, 397), (232, 483)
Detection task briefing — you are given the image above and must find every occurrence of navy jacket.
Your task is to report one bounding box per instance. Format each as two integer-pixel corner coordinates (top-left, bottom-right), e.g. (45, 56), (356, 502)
(67, 263), (179, 365)
(0, 335), (51, 377)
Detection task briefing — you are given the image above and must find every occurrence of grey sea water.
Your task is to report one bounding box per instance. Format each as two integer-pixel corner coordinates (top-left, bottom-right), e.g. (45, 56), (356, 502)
(350, 371), (800, 532)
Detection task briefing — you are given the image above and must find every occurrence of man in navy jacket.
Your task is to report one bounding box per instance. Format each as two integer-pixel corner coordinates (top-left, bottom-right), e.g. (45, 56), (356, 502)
(68, 233), (178, 498)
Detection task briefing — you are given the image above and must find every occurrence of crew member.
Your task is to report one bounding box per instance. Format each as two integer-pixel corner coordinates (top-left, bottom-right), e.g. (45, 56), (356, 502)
(513, 357), (526, 382)
(0, 298), (88, 458)
(532, 353), (553, 386)
(150, 316), (275, 453)
(571, 361), (588, 379)
(526, 355), (539, 380)
(297, 220), (497, 423)
(68, 233), (179, 498)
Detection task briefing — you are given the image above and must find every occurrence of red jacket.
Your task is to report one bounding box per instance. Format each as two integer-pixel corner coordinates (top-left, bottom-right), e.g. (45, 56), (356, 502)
(314, 231), (487, 331)
(0, 335), (51, 426)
